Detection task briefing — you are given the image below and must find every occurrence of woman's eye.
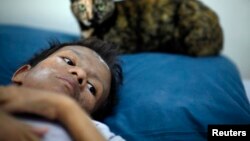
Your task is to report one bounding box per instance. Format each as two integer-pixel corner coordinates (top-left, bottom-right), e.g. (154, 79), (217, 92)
(62, 57), (75, 66)
(87, 83), (96, 96)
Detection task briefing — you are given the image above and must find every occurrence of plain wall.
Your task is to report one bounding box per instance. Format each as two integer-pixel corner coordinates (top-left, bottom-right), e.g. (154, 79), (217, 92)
(0, 0), (79, 35)
(0, 0), (249, 79)
(201, 0), (250, 79)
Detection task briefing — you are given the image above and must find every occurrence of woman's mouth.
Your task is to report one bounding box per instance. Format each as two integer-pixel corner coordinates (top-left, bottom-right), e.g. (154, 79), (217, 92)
(56, 76), (79, 99)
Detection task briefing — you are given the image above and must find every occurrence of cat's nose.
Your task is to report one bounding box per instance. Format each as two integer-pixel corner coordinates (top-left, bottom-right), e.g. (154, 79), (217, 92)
(93, 13), (103, 24)
(89, 18), (95, 24)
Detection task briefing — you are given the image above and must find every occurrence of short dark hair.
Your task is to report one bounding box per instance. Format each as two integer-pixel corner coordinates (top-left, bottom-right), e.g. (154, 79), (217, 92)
(27, 37), (123, 121)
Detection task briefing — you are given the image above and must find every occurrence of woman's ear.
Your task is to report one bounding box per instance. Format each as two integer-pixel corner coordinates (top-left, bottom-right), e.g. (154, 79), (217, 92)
(12, 65), (31, 85)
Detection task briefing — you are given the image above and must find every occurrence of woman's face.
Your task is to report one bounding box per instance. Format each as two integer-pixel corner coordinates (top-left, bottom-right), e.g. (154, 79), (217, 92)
(12, 45), (111, 114)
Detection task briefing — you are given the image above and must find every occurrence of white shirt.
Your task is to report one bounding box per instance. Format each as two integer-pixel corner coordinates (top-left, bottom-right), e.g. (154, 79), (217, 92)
(93, 120), (126, 141)
(22, 118), (126, 141)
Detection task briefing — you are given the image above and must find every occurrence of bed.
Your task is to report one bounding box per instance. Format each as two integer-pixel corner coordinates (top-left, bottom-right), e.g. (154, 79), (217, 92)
(0, 24), (250, 141)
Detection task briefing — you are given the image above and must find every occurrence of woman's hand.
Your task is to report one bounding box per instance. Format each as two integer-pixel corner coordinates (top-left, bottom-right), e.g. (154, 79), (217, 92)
(0, 85), (76, 120)
(0, 111), (48, 141)
(0, 85), (106, 141)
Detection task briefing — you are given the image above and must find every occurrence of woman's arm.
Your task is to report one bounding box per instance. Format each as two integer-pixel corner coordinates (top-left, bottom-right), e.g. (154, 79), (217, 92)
(0, 85), (106, 141)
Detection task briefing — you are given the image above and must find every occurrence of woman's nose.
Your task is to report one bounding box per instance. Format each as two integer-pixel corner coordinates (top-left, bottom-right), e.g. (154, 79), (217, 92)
(69, 67), (87, 85)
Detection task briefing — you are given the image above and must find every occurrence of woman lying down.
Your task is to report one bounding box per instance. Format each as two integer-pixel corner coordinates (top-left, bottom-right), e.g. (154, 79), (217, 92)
(0, 38), (125, 141)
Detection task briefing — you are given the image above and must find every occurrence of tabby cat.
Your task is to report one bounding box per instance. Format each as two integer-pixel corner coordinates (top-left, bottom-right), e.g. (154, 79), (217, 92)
(71, 0), (223, 56)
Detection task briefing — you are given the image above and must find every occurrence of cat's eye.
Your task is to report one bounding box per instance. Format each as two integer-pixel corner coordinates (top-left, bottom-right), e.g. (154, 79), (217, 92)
(96, 3), (105, 12)
(87, 82), (96, 96)
(78, 4), (86, 12)
(62, 57), (75, 66)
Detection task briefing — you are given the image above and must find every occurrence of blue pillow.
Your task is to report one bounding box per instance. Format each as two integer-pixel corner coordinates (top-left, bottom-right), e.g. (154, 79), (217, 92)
(0, 24), (79, 85)
(1, 25), (250, 141)
(104, 53), (250, 140)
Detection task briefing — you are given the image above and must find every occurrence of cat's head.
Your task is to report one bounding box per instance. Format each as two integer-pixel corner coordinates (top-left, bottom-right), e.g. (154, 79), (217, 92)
(71, 0), (121, 27)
